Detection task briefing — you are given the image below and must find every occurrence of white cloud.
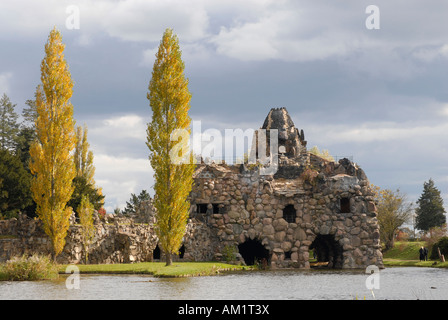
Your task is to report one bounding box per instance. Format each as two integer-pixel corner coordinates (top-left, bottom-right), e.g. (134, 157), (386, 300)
(94, 154), (153, 212)
(0, 0), (210, 42)
(412, 44), (448, 62)
(3, 0), (448, 68)
(308, 121), (448, 145)
(79, 113), (151, 211)
(98, 0), (209, 42)
(0, 0), (64, 37)
(210, 7), (356, 62)
(97, 114), (147, 140)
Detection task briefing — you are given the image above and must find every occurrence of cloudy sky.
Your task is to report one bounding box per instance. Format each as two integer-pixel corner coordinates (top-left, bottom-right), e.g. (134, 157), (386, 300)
(1, 0), (448, 217)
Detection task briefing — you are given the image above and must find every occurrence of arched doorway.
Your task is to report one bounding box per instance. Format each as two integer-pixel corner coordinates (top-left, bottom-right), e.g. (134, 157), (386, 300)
(179, 244), (185, 259)
(309, 234), (343, 268)
(238, 239), (270, 266)
(153, 244), (161, 260)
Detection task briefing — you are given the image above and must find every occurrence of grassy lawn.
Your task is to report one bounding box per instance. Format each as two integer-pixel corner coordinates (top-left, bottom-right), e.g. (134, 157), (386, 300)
(383, 241), (425, 260)
(383, 241), (448, 268)
(58, 261), (249, 278)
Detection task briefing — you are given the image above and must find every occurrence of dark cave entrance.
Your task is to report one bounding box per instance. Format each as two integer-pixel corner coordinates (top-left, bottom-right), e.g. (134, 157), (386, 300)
(153, 244), (161, 260)
(309, 234), (343, 268)
(179, 244), (185, 259)
(238, 239), (270, 266)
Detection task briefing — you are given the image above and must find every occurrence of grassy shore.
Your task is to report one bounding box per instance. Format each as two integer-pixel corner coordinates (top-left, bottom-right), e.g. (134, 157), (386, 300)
(58, 261), (250, 278)
(383, 241), (448, 268)
(3, 240), (447, 281)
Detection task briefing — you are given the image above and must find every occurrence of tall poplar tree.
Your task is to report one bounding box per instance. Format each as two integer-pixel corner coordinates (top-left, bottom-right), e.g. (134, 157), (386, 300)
(146, 28), (194, 266)
(29, 28), (76, 260)
(415, 178), (446, 232)
(78, 195), (95, 264)
(74, 125), (95, 185)
(70, 124), (104, 212)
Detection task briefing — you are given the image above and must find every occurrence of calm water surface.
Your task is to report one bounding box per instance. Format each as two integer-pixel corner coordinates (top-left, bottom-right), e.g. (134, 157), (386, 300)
(0, 267), (447, 300)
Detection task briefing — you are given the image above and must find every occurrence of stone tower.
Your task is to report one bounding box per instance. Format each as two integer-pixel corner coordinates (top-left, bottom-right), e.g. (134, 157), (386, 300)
(250, 107), (307, 161)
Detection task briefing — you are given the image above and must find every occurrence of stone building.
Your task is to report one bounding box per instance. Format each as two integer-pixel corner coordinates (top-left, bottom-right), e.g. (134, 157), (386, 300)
(187, 107), (383, 269)
(0, 107), (383, 269)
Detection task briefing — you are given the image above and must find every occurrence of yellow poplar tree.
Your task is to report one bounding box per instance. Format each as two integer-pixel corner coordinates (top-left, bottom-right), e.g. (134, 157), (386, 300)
(78, 195), (95, 264)
(146, 28), (194, 266)
(71, 124), (105, 211)
(29, 27), (76, 260)
(74, 124), (95, 186)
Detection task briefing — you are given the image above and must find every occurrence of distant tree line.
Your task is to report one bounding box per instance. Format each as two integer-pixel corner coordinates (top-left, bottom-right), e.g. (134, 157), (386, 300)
(0, 92), (104, 220)
(374, 178), (446, 252)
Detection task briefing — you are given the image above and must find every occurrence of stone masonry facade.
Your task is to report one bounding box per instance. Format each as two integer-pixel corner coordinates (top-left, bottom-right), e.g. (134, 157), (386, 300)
(188, 108), (383, 269)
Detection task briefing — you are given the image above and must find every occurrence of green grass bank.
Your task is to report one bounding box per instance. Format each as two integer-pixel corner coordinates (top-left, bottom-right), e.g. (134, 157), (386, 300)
(59, 261), (250, 278)
(383, 241), (448, 268)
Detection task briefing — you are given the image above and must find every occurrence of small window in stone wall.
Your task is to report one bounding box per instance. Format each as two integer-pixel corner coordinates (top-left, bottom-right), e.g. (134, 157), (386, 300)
(212, 204), (220, 214)
(284, 251), (292, 260)
(340, 197), (350, 213)
(197, 204), (208, 214)
(283, 204), (296, 223)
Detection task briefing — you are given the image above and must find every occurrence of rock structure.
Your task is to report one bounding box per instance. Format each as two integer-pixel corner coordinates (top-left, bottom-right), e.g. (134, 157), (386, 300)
(0, 212), (158, 264)
(0, 108), (383, 269)
(189, 107), (383, 269)
(0, 205), (220, 265)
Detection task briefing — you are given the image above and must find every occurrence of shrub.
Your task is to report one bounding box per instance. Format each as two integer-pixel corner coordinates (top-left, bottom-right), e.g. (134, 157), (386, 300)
(430, 237), (448, 260)
(0, 254), (59, 281)
(97, 207), (106, 220)
(300, 166), (319, 186)
(222, 245), (238, 263)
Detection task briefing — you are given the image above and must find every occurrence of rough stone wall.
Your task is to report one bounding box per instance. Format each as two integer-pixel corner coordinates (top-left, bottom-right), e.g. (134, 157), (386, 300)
(0, 214), (52, 262)
(0, 209), (221, 265)
(189, 154), (383, 269)
(0, 213), (159, 264)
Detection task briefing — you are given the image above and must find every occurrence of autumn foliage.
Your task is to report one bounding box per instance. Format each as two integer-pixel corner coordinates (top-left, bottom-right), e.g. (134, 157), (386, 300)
(146, 29), (194, 266)
(29, 28), (76, 260)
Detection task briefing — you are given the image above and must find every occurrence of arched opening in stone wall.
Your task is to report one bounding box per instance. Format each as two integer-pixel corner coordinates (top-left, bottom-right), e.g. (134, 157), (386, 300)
(283, 204), (296, 223)
(309, 235), (343, 268)
(153, 244), (161, 260)
(238, 239), (270, 266)
(179, 244), (185, 259)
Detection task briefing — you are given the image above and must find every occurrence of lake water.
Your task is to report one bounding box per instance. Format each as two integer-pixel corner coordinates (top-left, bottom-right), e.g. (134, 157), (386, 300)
(0, 267), (447, 300)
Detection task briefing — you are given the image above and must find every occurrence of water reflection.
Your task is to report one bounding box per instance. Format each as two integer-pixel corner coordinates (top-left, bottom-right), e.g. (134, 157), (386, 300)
(0, 267), (447, 300)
